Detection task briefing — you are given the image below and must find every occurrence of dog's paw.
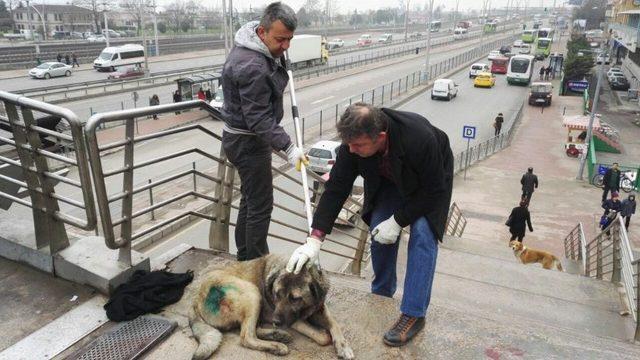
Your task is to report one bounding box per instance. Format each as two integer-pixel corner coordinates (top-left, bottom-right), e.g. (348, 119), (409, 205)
(269, 342), (289, 356)
(334, 338), (355, 359)
(269, 329), (293, 343)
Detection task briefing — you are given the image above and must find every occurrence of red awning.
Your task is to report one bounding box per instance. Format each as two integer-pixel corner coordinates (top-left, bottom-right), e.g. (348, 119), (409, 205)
(562, 115), (602, 131)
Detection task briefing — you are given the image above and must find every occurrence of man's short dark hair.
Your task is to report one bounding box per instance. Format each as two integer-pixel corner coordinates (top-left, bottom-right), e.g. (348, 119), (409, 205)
(260, 2), (297, 31)
(337, 102), (389, 142)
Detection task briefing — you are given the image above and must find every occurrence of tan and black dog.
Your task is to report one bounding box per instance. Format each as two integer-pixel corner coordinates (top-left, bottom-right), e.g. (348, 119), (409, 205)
(189, 254), (354, 359)
(510, 241), (563, 271)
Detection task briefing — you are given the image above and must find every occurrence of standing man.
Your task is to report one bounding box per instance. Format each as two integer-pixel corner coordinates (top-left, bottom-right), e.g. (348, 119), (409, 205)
(602, 163), (621, 202)
(621, 194), (636, 231)
(72, 52), (80, 68)
(287, 103), (453, 347)
(494, 112), (504, 136)
(520, 167), (539, 204)
(221, 2), (307, 261)
(507, 200), (534, 243)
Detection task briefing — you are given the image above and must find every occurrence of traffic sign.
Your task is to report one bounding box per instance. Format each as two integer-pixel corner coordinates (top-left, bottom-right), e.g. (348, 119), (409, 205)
(567, 80), (589, 92)
(462, 125), (476, 139)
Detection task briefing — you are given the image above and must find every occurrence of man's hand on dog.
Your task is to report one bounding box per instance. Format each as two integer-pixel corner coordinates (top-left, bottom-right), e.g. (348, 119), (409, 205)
(371, 215), (402, 244)
(287, 236), (322, 274)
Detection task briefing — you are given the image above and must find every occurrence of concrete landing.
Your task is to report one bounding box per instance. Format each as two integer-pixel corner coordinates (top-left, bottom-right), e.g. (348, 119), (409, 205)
(142, 249), (640, 360)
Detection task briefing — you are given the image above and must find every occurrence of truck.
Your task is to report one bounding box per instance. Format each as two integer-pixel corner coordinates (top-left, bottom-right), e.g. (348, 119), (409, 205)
(287, 34), (329, 69)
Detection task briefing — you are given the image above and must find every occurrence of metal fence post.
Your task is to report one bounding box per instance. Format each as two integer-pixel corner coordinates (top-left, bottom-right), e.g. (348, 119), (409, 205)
(351, 221), (369, 276)
(596, 239), (603, 280)
(390, 83), (393, 102)
(381, 85), (385, 105)
(611, 227), (621, 282)
(635, 260), (640, 341)
(148, 179), (155, 220)
(192, 161), (197, 193)
(210, 147), (232, 252)
(320, 110), (323, 136)
(118, 117), (135, 266)
(371, 89), (375, 104)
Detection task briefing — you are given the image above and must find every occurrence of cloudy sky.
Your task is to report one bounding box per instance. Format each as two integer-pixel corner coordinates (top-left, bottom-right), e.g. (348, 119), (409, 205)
(47, 0), (557, 14)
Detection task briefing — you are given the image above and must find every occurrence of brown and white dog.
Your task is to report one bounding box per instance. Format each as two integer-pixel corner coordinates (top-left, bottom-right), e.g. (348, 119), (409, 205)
(509, 241), (563, 271)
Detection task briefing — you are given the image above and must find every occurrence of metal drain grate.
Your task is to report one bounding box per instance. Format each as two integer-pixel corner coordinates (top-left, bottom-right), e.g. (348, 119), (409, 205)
(68, 315), (176, 360)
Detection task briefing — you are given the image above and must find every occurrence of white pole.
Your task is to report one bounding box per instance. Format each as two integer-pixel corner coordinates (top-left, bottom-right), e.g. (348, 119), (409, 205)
(222, 0), (229, 56)
(152, 0), (159, 56)
(404, 0), (409, 42)
(424, 0), (434, 80)
(577, 56), (604, 180)
(102, 1), (110, 47)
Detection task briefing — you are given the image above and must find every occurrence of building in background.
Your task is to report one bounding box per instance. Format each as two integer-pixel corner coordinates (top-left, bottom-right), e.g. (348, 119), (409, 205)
(13, 4), (94, 35)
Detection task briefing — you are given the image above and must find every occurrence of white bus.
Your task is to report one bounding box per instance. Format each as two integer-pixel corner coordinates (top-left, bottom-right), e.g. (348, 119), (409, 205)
(507, 55), (535, 85)
(93, 44), (145, 72)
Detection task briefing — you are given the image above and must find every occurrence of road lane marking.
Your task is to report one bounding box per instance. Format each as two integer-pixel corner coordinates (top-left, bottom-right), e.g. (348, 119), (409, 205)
(311, 96), (334, 104)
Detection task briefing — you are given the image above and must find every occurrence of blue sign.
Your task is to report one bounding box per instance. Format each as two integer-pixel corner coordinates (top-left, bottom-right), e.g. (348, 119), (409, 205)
(567, 80), (589, 92)
(462, 125), (476, 139)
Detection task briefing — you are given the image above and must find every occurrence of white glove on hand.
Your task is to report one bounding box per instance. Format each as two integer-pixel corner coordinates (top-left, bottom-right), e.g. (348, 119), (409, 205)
(286, 237), (322, 274)
(371, 215), (403, 244)
(285, 144), (309, 171)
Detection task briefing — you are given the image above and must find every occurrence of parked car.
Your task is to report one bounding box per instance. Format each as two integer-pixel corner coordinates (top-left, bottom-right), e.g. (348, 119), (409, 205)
(124, 30), (137, 37)
(101, 29), (121, 38)
(610, 77), (630, 91)
(327, 38), (344, 49)
(70, 31), (84, 39)
(607, 68), (624, 81)
(469, 63), (490, 78)
(357, 34), (372, 46)
(409, 32), (423, 38)
(83, 31), (94, 39)
(528, 82), (553, 106)
(306, 140), (341, 174)
(608, 74), (627, 84)
(87, 35), (106, 43)
(29, 62), (72, 79)
(596, 53), (610, 65)
(431, 79), (458, 101)
(499, 45), (512, 55)
(377, 33), (393, 43)
(473, 72), (496, 88)
(107, 64), (145, 80)
(488, 50), (502, 61)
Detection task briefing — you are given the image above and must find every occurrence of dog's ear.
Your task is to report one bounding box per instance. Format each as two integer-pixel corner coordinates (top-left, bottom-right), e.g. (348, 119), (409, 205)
(264, 266), (280, 297)
(308, 266), (329, 302)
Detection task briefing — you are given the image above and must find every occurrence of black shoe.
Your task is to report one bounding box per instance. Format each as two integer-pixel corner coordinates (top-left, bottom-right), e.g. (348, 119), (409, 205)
(383, 314), (425, 347)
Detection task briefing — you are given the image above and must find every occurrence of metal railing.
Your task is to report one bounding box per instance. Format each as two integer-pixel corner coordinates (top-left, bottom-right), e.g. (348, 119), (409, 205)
(0, 90), (96, 253)
(563, 222), (587, 273)
(445, 202), (467, 237)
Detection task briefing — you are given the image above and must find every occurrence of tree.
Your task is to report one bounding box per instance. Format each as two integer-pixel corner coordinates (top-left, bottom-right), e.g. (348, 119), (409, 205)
(296, 7), (311, 27)
(0, 0), (12, 31)
(75, 0), (103, 32)
(572, 0), (606, 30)
(564, 35), (594, 81)
(349, 9), (363, 26)
(120, 0), (152, 35)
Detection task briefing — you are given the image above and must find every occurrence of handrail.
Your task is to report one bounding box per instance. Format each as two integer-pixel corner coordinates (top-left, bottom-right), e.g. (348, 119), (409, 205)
(445, 202), (467, 237)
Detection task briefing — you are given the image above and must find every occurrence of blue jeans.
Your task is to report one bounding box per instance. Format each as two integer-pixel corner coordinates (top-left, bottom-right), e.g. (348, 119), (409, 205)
(369, 181), (438, 318)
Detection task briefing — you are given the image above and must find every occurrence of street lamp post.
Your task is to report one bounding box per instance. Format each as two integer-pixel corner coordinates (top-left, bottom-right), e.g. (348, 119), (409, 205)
(102, 1), (110, 47)
(403, 0), (410, 42)
(139, 0), (149, 76)
(424, 0), (434, 80)
(222, 0), (229, 56)
(577, 49), (605, 180)
(151, 0), (159, 56)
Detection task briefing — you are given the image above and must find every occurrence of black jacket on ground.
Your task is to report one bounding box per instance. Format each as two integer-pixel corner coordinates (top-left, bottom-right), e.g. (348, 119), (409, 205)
(521, 172), (539, 193)
(508, 206), (533, 236)
(603, 168), (621, 189)
(312, 108), (453, 242)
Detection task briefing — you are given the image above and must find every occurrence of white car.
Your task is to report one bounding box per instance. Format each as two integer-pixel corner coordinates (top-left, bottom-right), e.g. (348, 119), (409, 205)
(306, 140), (341, 174)
(431, 79), (458, 101)
(469, 63), (490, 78)
(596, 53), (610, 65)
(488, 50), (502, 61)
(87, 35), (106, 43)
(29, 62), (72, 79)
(607, 69), (624, 82)
(327, 39), (344, 49)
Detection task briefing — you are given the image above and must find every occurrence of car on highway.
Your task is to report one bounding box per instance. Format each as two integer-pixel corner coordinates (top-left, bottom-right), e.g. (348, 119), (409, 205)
(610, 76), (630, 91)
(377, 34), (393, 43)
(87, 34), (106, 43)
(499, 45), (511, 55)
(327, 38), (344, 49)
(431, 79), (458, 101)
(102, 29), (121, 38)
(469, 63), (490, 78)
(357, 34), (372, 46)
(473, 72), (496, 88)
(107, 64), (145, 80)
(488, 50), (502, 61)
(28, 62), (72, 79)
(306, 140), (341, 174)
(209, 86), (224, 110)
(596, 53), (610, 65)
(409, 32), (423, 38)
(528, 82), (553, 106)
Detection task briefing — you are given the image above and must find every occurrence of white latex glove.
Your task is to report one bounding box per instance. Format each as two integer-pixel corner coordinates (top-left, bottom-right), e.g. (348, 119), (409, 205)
(285, 144), (309, 171)
(286, 237), (322, 274)
(371, 215), (403, 244)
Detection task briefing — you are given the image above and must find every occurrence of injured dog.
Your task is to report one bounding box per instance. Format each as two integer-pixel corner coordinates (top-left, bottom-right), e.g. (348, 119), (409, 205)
(510, 241), (563, 271)
(189, 254), (354, 359)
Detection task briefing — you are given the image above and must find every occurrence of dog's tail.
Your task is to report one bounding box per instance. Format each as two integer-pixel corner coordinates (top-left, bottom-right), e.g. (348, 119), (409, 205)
(555, 257), (564, 272)
(189, 303), (223, 360)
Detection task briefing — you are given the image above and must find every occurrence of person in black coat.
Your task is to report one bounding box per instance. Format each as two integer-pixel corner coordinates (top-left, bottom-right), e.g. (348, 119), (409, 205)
(507, 200), (533, 243)
(602, 163), (621, 202)
(601, 192), (622, 230)
(520, 167), (539, 204)
(621, 194), (636, 230)
(172, 90), (181, 115)
(287, 103), (453, 347)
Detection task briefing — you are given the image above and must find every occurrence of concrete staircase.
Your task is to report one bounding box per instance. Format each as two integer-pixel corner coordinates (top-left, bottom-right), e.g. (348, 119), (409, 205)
(136, 232), (640, 359)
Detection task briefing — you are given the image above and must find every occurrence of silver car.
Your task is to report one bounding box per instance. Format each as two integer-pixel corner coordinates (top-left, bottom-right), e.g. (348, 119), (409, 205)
(306, 140), (341, 174)
(28, 62), (72, 79)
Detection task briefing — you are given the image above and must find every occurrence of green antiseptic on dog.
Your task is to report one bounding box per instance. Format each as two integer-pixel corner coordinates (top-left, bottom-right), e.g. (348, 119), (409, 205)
(205, 285), (237, 314)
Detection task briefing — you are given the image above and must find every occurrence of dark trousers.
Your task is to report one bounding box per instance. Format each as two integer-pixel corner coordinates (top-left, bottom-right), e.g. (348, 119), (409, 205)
(624, 215), (631, 230)
(522, 190), (533, 204)
(494, 126), (502, 136)
(72, 59), (79, 67)
(223, 133), (273, 261)
(602, 186), (618, 202)
(510, 231), (524, 242)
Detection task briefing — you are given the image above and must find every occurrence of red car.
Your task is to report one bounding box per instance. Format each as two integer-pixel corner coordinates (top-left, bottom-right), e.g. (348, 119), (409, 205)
(491, 57), (509, 74)
(357, 34), (372, 46)
(107, 65), (145, 80)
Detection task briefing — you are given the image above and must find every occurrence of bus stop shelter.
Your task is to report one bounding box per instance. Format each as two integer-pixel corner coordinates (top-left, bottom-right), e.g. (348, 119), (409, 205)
(175, 73), (221, 101)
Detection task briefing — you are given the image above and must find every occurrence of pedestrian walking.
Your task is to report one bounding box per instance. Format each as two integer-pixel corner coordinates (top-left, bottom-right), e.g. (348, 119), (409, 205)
(539, 66), (545, 80)
(506, 200), (534, 243)
(287, 102), (453, 347)
(621, 194), (636, 231)
(172, 90), (181, 115)
(72, 52), (79, 68)
(149, 94), (160, 119)
(56, 53), (62, 63)
(197, 89), (206, 101)
(221, 2), (307, 261)
(601, 162), (621, 202)
(545, 66), (552, 80)
(205, 88), (212, 101)
(520, 167), (539, 204)
(601, 192), (622, 230)
(493, 112), (504, 136)
(64, 53), (70, 65)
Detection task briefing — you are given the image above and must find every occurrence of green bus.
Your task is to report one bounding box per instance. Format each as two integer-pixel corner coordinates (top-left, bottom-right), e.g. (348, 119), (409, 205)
(522, 29), (537, 43)
(484, 22), (497, 33)
(535, 37), (552, 59)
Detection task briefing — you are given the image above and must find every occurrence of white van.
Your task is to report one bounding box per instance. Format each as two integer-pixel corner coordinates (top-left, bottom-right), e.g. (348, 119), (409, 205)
(93, 44), (145, 71)
(431, 79), (458, 101)
(453, 27), (468, 40)
(469, 63), (489, 78)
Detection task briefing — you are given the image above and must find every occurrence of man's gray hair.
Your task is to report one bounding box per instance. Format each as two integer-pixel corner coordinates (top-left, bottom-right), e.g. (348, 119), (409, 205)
(260, 2), (298, 31)
(337, 102), (389, 142)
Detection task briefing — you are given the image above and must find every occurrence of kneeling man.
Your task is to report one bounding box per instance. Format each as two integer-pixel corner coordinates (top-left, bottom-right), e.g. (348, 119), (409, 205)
(287, 102), (453, 346)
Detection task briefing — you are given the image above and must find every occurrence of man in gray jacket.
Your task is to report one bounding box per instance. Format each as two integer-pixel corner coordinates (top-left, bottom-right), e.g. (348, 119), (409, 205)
(221, 2), (307, 261)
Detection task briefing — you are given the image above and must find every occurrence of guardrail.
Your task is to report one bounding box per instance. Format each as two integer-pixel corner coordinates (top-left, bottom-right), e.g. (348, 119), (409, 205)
(0, 90), (96, 253)
(445, 202), (467, 237)
(563, 222), (587, 273)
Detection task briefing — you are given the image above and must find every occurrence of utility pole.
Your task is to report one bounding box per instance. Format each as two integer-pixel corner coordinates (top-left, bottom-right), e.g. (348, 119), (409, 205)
(403, 0), (409, 42)
(424, 0), (434, 81)
(222, 0), (229, 56)
(102, 0), (110, 47)
(577, 50), (604, 180)
(26, 0), (33, 40)
(228, 0), (234, 37)
(139, 0), (149, 76)
(151, 0), (159, 56)
(452, 0), (460, 31)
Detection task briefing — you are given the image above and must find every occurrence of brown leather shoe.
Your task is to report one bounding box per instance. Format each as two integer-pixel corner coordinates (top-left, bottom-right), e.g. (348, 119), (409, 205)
(383, 314), (425, 347)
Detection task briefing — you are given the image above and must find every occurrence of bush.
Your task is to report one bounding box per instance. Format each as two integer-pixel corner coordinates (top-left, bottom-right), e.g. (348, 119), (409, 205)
(157, 22), (166, 34)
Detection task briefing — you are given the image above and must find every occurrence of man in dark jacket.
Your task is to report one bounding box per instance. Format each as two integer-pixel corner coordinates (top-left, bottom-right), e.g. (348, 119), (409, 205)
(621, 194), (636, 230)
(520, 167), (539, 204)
(220, 2), (307, 261)
(602, 162), (621, 202)
(507, 200), (533, 242)
(601, 192), (622, 230)
(494, 112), (504, 136)
(287, 103), (453, 347)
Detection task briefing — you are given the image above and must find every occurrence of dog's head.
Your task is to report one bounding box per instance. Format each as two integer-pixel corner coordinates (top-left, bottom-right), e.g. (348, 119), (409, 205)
(264, 261), (329, 328)
(509, 241), (524, 251)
